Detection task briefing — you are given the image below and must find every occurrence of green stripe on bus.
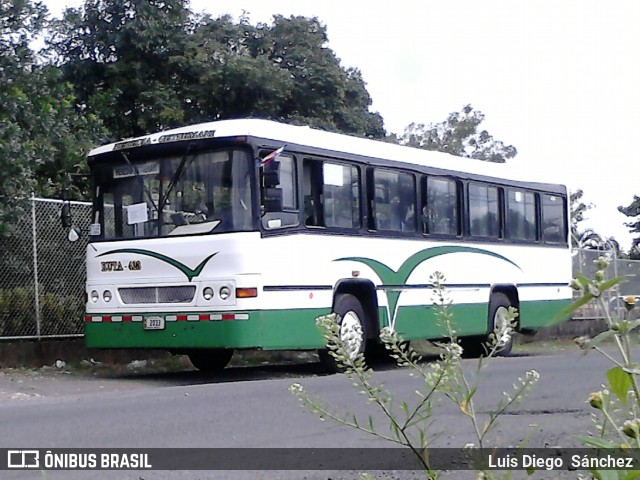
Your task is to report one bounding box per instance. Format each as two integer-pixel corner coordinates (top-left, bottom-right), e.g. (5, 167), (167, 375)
(84, 308), (329, 350)
(84, 299), (571, 350)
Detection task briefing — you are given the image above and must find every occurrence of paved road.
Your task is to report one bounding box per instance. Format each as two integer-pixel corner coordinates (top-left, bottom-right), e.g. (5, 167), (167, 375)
(0, 348), (607, 479)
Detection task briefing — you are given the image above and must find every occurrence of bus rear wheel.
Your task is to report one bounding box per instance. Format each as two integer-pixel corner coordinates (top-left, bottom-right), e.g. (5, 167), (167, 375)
(188, 349), (234, 372)
(319, 294), (367, 372)
(460, 293), (515, 358)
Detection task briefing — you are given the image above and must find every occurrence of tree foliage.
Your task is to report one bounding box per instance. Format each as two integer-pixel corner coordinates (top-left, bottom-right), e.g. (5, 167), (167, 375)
(0, 0), (105, 235)
(0, 0), (45, 233)
(618, 196), (640, 258)
(570, 189), (594, 246)
(48, 3), (385, 141)
(398, 105), (517, 163)
(48, 0), (193, 139)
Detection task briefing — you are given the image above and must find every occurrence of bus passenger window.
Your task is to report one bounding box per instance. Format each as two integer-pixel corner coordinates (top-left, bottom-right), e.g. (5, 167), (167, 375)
(302, 160), (323, 227)
(322, 163), (360, 229)
(423, 177), (458, 236)
(507, 189), (536, 241)
(468, 183), (501, 238)
(541, 194), (566, 243)
(373, 170), (415, 232)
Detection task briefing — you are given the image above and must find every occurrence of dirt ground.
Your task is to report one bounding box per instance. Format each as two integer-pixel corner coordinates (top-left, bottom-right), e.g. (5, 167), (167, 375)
(0, 346), (329, 402)
(0, 360), (189, 402)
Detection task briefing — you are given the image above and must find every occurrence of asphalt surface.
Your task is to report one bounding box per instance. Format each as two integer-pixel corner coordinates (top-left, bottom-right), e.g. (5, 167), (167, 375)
(0, 347), (612, 479)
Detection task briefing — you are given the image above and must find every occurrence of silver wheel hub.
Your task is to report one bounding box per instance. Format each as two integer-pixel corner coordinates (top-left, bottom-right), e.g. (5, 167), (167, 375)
(340, 311), (364, 359)
(494, 306), (511, 346)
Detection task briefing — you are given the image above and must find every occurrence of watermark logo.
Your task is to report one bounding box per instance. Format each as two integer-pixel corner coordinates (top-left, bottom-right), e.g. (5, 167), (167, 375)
(7, 450), (39, 468)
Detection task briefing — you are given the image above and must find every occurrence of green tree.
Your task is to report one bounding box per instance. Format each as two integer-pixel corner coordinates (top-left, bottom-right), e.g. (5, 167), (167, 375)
(258, 15), (384, 137)
(0, 0), (105, 235)
(618, 195), (640, 258)
(398, 104), (517, 163)
(173, 13), (293, 124)
(179, 14), (384, 137)
(48, 0), (192, 140)
(0, 0), (45, 234)
(49, 6), (385, 141)
(570, 188), (594, 246)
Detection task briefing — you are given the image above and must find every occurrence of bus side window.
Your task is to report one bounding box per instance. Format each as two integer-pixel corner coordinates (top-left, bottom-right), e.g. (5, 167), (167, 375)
(322, 163), (360, 229)
(302, 160), (360, 229)
(372, 169), (415, 232)
(261, 154), (299, 230)
(303, 159), (324, 227)
(468, 183), (501, 238)
(541, 194), (566, 243)
(507, 189), (537, 241)
(423, 177), (459, 236)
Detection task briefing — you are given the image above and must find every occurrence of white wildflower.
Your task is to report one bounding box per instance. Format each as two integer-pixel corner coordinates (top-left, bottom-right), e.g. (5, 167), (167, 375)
(289, 383), (304, 394)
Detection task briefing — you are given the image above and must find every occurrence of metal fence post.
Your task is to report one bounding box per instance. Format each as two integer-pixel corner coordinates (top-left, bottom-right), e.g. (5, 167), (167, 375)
(31, 194), (41, 338)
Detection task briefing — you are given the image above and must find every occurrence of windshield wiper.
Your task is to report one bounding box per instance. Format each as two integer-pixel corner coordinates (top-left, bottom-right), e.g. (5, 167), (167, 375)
(159, 145), (194, 213)
(120, 151), (159, 214)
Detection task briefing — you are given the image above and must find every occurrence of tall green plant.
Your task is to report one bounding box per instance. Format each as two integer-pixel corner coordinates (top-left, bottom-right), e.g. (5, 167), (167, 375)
(560, 256), (640, 479)
(290, 271), (537, 478)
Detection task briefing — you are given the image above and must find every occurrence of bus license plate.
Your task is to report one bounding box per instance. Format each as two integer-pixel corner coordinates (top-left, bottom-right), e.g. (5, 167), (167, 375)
(144, 316), (165, 330)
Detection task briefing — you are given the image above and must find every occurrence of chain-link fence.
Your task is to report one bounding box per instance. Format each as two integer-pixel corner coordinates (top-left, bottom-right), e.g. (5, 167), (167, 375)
(572, 248), (640, 319)
(0, 199), (639, 339)
(0, 197), (91, 339)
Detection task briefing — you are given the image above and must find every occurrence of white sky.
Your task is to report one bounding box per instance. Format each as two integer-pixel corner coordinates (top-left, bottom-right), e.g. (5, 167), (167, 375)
(44, 0), (639, 249)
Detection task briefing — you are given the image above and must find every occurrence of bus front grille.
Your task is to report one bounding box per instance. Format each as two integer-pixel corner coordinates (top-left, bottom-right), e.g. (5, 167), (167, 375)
(119, 286), (197, 304)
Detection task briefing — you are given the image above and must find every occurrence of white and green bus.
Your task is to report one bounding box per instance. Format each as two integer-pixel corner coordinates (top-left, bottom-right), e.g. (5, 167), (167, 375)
(66, 119), (572, 371)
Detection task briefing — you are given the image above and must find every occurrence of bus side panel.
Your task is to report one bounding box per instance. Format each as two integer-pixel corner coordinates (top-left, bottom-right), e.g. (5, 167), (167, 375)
(259, 308), (329, 350)
(393, 303), (488, 340)
(519, 298), (572, 330)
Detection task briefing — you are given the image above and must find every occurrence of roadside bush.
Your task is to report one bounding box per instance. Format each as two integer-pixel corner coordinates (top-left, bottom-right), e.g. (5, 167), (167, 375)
(0, 286), (83, 337)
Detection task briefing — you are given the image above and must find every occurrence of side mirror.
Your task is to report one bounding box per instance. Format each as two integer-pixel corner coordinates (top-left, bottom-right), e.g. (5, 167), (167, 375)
(262, 187), (283, 212)
(61, 203), (72, 228)
(67, 226), (82, 242)
(261, 160), (281, 188)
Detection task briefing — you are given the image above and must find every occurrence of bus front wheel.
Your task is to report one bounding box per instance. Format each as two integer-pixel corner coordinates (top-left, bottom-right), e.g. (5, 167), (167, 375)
(188, 349), (234, 372)
(490, 293), (515, 357)
(319, 294), (367, 372)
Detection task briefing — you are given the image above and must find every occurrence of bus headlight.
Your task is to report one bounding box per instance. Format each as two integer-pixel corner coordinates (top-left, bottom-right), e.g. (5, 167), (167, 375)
(219, 286), (231, 300)
(203, 287), (215, 301)
(90, 290), (99, 303)
(103, 290), (112, 302)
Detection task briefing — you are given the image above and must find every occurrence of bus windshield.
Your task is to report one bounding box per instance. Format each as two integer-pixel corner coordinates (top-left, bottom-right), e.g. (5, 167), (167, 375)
(90, 148), (254, 240)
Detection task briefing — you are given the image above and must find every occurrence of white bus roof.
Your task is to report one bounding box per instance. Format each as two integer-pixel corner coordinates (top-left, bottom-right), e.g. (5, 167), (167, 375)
(89, 118), (562, 188)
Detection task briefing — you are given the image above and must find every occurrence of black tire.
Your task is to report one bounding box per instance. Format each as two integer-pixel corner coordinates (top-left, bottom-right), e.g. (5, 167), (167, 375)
(460, 293), (515, 358)
(459, 335), (487, 358)
(319, 294), (367, 373)
(188, 349), (234, 372)
(364, 341), (391, 365)
(365, 340), (412, 366)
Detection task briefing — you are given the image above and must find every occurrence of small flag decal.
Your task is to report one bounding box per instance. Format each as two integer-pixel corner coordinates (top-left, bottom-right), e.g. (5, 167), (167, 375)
(260, 145), (286, 166)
